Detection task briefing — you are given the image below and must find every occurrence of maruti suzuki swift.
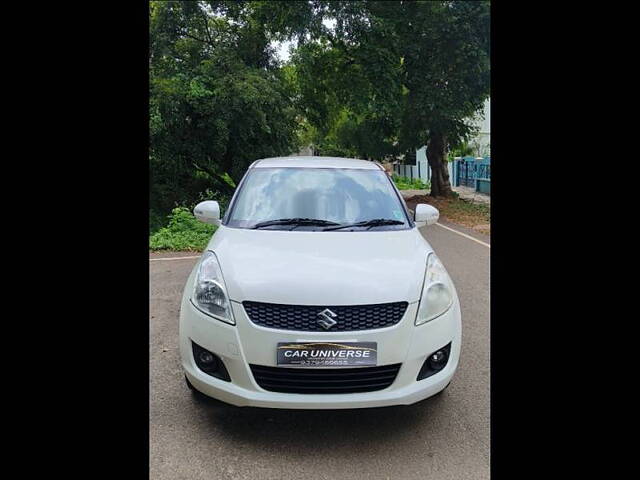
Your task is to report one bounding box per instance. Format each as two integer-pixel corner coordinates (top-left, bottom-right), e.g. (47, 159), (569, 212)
(179, 156), (461, 409)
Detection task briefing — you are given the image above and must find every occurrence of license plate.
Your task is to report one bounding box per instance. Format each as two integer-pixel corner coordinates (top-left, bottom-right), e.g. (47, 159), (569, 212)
(276, 342), (377, 367)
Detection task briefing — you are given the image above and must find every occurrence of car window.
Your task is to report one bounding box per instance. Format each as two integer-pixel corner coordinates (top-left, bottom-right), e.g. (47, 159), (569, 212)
(226, 167), (410, 230)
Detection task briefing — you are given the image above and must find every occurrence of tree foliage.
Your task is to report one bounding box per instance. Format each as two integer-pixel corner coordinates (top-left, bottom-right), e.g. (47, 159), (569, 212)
(290, 0), (490, 196)
(149, 0), (491, 219)
(150, 1), (301, 215)
(290, 6), (403, 161)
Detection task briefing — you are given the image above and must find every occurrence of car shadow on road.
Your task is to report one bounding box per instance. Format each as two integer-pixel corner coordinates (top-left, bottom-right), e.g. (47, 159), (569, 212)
(191, 391), (449, 456)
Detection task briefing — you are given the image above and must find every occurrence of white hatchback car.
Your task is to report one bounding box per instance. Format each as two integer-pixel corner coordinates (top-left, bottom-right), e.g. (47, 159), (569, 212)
(179, 156), (461, 409)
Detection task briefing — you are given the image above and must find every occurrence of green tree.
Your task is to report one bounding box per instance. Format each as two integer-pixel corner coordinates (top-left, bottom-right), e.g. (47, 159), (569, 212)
(150, 0), (490, 210)
(396, 1), (490, 196)
(290, 1), (490, 196)
(150, 1), (301, 214)
(290, 9), (403, 162)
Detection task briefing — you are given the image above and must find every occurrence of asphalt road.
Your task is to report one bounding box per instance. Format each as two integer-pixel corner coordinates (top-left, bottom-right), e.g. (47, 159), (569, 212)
(150, 224), (490, 480)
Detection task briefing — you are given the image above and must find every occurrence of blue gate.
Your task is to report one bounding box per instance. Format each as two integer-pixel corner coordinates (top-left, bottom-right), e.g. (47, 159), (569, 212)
(477, 163), (491, 179)
(455, 157), (490, 187)
(456, 157), (477, 187)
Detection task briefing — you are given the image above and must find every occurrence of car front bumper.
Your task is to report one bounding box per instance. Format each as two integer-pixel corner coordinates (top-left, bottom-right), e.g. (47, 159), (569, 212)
(179, 293), (461, 410)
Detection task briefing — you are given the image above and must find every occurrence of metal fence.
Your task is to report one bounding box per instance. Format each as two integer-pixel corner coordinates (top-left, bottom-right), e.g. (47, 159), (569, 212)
(392, 154), (490, 192)
(454, 156), (491, 188)
(393, 161), (453, 184)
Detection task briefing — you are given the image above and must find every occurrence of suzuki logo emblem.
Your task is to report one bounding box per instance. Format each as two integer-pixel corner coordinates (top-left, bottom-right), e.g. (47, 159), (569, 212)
(316, 308), (338, 330)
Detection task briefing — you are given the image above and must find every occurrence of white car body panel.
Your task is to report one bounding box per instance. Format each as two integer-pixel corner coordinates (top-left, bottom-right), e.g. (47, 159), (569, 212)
(180, 264), (461, 409)
(179, 156), (462, 409)
(253, 156), (381, 170)
(210, 227), (432, 305)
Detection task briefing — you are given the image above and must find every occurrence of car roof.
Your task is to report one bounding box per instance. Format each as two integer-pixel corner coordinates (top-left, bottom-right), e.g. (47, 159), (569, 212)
(251, 156), (383, 170)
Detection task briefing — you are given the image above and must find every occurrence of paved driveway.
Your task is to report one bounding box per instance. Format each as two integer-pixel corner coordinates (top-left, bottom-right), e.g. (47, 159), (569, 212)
(150, 224), (490, 480)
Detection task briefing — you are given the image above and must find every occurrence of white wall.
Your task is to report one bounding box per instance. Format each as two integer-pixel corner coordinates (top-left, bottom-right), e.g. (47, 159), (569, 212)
(393, 156), (453, 185)
(469, 98), (490, 156)
(477, 98), (490, 134)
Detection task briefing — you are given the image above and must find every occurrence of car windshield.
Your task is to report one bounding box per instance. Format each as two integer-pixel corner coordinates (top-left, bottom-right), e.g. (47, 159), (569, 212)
(226, 167), (410, 230)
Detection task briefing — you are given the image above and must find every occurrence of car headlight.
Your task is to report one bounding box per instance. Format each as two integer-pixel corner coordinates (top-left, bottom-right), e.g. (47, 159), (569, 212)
(191, 251), (234, 325)
(415, 252), (454, 325)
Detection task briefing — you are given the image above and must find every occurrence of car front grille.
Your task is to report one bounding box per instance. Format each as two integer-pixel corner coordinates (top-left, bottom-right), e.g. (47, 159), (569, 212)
(242, 301), (408, 332)
(249, 364), (402, 394)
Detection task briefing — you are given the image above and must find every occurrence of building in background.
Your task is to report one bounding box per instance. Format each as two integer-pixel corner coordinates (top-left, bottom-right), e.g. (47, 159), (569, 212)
(469, 98), (490, 157)
(415, 97), (490, 166)
(410, 97), (490, 178)
(393, 98), (490, 193)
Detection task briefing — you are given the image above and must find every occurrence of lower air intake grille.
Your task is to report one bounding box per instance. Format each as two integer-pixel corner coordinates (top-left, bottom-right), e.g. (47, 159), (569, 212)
(249, 364), (401, 394)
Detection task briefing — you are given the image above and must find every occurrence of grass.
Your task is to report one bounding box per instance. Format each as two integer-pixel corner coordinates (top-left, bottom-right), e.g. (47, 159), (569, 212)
(149, 207), (217, 251)
(392, 175), (430, 190)
(405, 193), (490, 235)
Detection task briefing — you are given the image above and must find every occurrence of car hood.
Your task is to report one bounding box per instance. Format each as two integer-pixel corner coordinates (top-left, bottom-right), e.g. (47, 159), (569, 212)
(207, 226), (432, 305)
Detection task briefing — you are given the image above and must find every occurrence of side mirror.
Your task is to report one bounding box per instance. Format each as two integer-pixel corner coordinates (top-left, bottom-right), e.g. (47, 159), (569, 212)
(414, 204), (439, 228)
(194, 201), (220, 226)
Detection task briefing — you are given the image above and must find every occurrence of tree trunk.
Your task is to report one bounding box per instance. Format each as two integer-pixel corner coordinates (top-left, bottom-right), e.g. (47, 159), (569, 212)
(426, 131), (453, 197)
(192, 162), (236, 196)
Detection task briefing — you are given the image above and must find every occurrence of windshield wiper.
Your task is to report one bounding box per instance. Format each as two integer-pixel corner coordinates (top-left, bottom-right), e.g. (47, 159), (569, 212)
(252, 218), (341, 229)
(323, 218), (406, 231)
